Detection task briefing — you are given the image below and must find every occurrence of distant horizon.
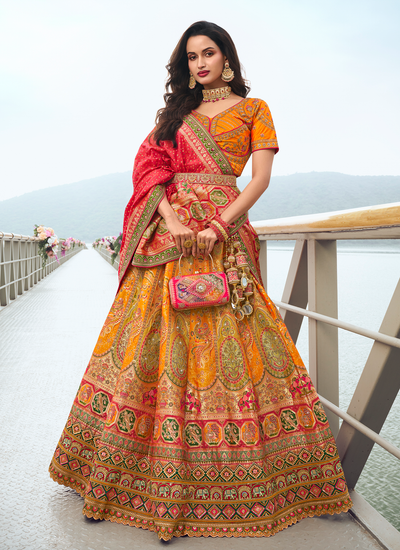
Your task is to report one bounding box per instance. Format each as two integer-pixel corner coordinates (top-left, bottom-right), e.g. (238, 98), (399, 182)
(2, 169), (400, 203)
(1, 171), (399, 242)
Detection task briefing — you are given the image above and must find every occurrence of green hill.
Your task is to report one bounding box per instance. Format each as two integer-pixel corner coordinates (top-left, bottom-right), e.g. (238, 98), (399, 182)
(0, 172), (132, 242)
(0, 172), (399, 242)
(238, 172), (400, 222)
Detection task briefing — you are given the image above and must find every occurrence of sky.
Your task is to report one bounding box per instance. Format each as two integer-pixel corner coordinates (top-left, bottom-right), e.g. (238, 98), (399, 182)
(1, 0), (399, 201)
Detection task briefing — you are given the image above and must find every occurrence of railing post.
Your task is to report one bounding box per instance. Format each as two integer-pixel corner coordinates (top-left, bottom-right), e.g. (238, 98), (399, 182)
(26, 241), (33, 289)
(336, 279), (400, 488)
(0, 239), (11, 306)
(24, 240), (30, 291)
(280, 239), (308, 344)
(35, 242), (41, 283)
(308, 239), (339, 435)
(18, 239), (26, 295)
(9, 238), (18, 301)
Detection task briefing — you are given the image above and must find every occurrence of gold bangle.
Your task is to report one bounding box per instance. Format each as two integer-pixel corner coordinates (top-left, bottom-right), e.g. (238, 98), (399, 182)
(211, 220), (229, 241)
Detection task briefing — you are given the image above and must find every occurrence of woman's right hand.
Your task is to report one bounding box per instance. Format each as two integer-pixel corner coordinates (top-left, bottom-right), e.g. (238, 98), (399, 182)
(164, 215), (197, 257)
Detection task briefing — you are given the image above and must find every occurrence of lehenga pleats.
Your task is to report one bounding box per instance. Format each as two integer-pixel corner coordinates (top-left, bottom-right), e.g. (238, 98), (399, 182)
(49, 249), (352, 541)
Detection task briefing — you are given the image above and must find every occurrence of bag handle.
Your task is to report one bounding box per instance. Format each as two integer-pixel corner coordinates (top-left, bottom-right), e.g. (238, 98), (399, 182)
(177, 253), (216, 275)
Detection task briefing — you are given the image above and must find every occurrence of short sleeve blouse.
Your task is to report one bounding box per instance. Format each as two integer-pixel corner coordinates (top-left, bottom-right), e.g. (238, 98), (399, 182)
(250, 99), (279, 153)
(191, 98), (278, 176)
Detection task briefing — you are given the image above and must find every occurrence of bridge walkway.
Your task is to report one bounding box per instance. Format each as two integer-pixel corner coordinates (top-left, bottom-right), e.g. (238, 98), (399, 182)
(0, 248), (384, 549)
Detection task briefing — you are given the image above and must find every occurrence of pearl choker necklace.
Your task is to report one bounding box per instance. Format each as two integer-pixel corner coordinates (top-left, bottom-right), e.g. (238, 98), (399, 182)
(202, 86), (232, 103)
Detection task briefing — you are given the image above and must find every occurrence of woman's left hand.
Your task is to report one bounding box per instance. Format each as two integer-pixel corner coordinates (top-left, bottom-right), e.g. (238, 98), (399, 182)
(196, 227), (218, 256)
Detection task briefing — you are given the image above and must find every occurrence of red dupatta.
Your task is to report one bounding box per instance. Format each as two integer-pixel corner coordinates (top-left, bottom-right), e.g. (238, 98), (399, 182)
(118, 137), (172, 288)
(118, 115), (237, 287)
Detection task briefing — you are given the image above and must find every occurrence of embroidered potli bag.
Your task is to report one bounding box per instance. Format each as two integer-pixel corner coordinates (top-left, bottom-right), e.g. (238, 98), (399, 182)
(169, 255), (230, 310)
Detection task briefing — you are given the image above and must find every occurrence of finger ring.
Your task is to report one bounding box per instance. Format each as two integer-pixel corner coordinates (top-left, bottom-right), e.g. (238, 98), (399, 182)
(198, 243), (206, 250)
(183, 240), (193, 249)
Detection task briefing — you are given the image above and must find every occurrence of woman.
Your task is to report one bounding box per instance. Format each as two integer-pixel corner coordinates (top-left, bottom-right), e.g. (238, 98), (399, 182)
(50, 21), (352, 540)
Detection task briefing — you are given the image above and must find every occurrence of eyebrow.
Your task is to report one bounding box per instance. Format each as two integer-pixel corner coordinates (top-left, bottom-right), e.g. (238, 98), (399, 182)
(187, 47), (216, 55)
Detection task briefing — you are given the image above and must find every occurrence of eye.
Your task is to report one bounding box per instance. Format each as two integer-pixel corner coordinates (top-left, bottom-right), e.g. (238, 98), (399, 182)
(205, 51), (214, 57)
(188, 55), (196, 61)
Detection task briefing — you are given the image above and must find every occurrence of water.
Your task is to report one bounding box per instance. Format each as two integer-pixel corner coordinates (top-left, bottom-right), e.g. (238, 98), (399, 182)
(265, 242), (400, 532)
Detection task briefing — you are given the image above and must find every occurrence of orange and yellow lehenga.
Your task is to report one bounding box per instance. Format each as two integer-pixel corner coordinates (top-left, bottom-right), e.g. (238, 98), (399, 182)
(50, 98), (352, 540)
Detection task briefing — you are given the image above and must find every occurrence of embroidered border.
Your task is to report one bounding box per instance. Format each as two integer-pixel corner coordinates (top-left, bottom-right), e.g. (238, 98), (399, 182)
(90, 424), (335, 461)
(228, 213), (248, 238)
(118, 185), (165, 285)
(182, 115), (234, 176)
(132, 247), (181, 268)
(171, 173), (237, 187)
(252, 140), (279, 152)
(180, 123), (222, 175)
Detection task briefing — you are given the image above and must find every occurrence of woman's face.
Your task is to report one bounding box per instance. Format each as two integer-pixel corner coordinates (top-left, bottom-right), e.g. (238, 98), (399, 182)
(186, 35), (226, 89)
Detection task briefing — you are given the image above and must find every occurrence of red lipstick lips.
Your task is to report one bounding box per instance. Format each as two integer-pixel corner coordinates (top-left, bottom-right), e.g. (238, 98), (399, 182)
(197, 71), (209, 77)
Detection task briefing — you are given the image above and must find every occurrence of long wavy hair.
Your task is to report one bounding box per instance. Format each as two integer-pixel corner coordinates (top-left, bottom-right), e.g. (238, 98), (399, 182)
(153, 21), (250, 147)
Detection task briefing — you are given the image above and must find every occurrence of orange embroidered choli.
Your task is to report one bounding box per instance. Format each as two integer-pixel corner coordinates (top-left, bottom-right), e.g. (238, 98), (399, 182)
(191, 98), (279, 176)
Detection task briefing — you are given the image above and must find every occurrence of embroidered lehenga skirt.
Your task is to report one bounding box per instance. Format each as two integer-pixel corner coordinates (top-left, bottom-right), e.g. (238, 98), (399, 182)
(50, 172), (352, 540)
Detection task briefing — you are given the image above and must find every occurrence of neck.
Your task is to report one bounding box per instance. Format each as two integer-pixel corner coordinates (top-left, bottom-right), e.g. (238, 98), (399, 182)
(203, 78), (225, 90)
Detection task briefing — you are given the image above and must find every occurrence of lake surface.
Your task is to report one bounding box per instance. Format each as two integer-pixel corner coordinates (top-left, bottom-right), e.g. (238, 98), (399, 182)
(266, 243), (400, 531)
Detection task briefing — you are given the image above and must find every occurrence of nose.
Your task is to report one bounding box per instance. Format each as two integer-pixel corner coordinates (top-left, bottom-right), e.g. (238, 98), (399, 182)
(197, 56), (206, 69)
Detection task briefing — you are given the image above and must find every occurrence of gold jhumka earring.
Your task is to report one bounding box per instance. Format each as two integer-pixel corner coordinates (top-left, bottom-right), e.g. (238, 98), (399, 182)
(188, 72), (196, 89)
(221, 61), (235, 83)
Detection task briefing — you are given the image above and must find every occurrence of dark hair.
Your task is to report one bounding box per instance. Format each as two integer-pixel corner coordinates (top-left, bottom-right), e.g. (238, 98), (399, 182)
(153, 21), (250, 147)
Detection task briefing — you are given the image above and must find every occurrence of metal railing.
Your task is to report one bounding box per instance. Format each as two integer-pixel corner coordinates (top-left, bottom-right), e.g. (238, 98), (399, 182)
(0, 232), (86, 308)
(253, 201), (400, 490)
(93, 245), (119, 270)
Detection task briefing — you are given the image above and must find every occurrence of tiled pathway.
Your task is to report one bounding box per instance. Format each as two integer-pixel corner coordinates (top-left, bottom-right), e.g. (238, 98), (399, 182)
(0, 249), (382, 549)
